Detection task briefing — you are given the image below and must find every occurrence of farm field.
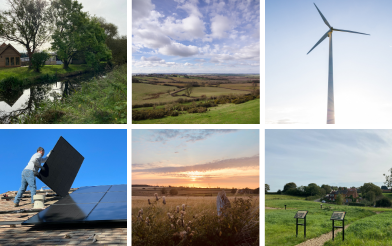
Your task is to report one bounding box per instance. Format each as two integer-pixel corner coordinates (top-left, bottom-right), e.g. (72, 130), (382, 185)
(132, 74), (259, 124)
(133, 99), (260, 124)
(264, 194), (392, 246)
(132, 187), (255, 197)
(132, 195), (259, 246)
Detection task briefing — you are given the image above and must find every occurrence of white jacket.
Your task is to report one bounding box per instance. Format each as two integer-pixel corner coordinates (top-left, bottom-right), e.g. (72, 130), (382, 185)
(25, 152), (51, 172)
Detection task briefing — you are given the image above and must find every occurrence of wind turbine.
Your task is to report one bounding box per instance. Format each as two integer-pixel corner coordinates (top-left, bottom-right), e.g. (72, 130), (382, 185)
(307, 3), (369, 124)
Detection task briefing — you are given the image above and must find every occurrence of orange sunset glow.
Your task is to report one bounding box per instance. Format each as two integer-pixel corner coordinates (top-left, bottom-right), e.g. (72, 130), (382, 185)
(132, 130), (259, 189)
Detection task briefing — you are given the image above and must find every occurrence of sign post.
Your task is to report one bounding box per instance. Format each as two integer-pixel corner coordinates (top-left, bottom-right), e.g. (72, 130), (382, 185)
(294, 210), (308, 238)
(330, 211), (346, 241)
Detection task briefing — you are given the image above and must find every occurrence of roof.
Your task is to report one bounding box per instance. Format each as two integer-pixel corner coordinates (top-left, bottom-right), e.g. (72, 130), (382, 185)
(0, 188), (127, 245)
(0, 43), (21, 56)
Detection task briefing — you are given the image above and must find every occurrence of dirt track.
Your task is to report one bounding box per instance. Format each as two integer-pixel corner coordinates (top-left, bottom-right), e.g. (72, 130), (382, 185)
(295, 224), (350, 246)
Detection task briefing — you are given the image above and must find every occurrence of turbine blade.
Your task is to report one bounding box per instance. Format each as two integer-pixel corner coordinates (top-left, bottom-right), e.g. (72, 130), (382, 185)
(307, 30), (330, 55)
(314, 3), (331, 28)
(333, 28), (370, 35)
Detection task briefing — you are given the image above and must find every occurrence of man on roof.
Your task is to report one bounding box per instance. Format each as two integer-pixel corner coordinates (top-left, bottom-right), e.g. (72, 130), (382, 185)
(14, 147), (52, 207)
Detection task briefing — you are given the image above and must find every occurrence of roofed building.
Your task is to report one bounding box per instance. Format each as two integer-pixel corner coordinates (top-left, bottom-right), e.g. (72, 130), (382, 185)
(0, 43), (21, 68)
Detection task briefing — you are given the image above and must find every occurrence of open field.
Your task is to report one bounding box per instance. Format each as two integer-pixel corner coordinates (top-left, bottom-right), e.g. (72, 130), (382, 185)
(133, 99), (259, 124)
(0, 65), (89, 80)
(132, 187), (255, 197)
(220, 83), (260, 91)
(265, 194), (392, 246)
(176, 86), (248, 97)
(132, 83), (188, 105)
(132, 195), (259, 246)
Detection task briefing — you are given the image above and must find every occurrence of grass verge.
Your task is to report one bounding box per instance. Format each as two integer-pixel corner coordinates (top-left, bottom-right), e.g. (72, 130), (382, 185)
(17, 64), (126, 124)
(0, 65), (89, 80)
(132, 99), (259, 124)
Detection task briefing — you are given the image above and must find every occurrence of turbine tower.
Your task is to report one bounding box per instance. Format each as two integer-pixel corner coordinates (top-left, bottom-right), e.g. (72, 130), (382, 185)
(307, 3), (369, 124)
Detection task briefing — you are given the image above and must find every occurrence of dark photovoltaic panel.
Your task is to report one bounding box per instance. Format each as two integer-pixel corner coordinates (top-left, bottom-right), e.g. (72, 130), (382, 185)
(22, 184), (127, 225)
(38, 136), (84, 197)
(108, 184), (127, 192)
(72, 185), (112, 194)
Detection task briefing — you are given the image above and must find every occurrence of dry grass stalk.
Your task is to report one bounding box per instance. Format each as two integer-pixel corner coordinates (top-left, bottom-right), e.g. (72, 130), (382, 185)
(145, 217), (150, 226)
(163, 196), (166, 205)
(154, 193), (159, 201)
(176, 205), (180, 213)
(148, 199), (151, 205)
(182, 204), (185, 211)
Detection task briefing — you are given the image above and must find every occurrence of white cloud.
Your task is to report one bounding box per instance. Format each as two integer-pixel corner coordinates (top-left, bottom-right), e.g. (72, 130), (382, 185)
(132, 0), (154, 23)
(159, 42), (199, 57)
(141, 56), (163, 62)
(184, 62), (194, 66)
(210, 15), (232, 39)
(162, 14), (205, 40)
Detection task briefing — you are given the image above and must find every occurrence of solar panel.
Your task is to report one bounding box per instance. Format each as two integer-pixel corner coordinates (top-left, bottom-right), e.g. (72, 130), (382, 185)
(38, 136), (84, 197)
(22, 184), (127, 225)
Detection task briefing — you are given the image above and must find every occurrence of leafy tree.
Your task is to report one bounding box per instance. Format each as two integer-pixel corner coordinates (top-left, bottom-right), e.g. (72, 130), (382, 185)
(0, 0), (53, 67)
(361, 183), (382, 197)
(277, 189), (282, 194)
(376, 197), (392, 207)
(283, 182), (297, 193)
(305, 183), (321, 196)
(367, 191), (376, 204)
(185, 83), (193, 97)
(231, 188), (237, 194)
(383, 168), (392, 188)
(253, 187), (259, 194)
(321, 184), (332, 194)
(319, 188), (326, 198)
(50, 0), (111, 69)
(265, 184), (270, 194)
(169, 188), (178, 195)
(336, 194), (344, 205)
(31, 51), (50, 72)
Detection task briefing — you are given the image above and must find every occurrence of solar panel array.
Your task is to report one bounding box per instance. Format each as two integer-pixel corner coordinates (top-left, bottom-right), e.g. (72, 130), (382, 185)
(38, 136), (84, 197)
(22, 184), (127, 225)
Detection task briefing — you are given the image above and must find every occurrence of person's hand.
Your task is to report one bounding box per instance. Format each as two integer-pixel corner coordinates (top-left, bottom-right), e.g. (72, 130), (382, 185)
(47, 150), (52, 157)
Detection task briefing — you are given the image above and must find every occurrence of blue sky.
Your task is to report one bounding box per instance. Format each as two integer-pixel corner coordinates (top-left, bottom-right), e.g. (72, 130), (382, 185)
(132, 129), (259, 188)
(266, 0), (392, 124)
(132, 0), (260, 73)
(266, 130), (392, 192)
(0, 129), (127, 194)
(0, 0), (127, 52)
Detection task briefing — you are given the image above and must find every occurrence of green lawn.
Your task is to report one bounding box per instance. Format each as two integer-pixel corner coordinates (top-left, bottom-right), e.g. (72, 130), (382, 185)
(133, 99), (260, 124)
(0, 65), (89, 80)
(265, 199), (375, 246)
(324, 212), (392, 245)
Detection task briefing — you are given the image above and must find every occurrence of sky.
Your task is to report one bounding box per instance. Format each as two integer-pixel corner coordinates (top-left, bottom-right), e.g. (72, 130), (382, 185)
(132, 129), (259, 189)
(265, 129), (392, 192)
(0, 129), (127, 194)
(0, 0), (127, 52)
(132, 0), (260, 74)
(266, 0), (392, 124)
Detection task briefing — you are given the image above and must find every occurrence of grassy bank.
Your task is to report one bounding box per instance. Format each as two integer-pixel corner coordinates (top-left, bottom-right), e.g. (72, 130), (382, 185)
(0, 64), (89, 80)
(133, 99), (260, 124)
(16, 64), (126, 124)
(265, 198), (375, 246)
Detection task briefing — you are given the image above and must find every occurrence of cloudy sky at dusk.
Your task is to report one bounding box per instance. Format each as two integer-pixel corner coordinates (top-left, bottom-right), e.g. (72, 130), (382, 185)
(266, 130), (392, 192)
(132, 0), (260, 73)
(132, 129), (259, 189)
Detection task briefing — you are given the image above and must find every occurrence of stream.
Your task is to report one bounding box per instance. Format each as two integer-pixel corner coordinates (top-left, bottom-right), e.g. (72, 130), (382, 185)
(0, 71), (104, 123)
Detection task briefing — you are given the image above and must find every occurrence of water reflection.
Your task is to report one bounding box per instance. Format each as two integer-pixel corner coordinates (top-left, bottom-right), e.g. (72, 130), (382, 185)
(0, 72), (96, 123)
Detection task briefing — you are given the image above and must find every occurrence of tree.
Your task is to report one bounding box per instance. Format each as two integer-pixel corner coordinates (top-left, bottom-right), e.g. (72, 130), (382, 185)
(305, 183), (321, 196)
(321, 184), (332, 194)
(376, 197), (392, 207)
(336, 194), (344, 205)
(277, 189), (282, 194)
(231, 187), (237, 194)
(283, 182), (297, 193)
(361, 183), (382, 197)
(383, 168), (392, 188)
(265, 184), (270, 194)
(0, 0), (53, 67)
(185, 83), (193, 97)
(367, 191), (376, 204)
(31, 51), (50, 72)
(253, 187), (260, 194)
(50, 0), (111, 69)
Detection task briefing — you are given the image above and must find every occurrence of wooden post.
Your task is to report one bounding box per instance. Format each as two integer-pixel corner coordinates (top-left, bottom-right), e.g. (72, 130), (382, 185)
(332, 220), (334, 241)
(296, 218), (298, 237)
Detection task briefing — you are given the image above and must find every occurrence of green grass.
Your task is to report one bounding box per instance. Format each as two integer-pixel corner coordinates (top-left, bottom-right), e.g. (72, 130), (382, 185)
(18, 64), (126, 124)
(180, 86), (248, 97)
(265, 194), (306, 201)
(0, 65), (89, 80)
(133, 99), (259, 124)
(132, 83), (188, 105)
(265, 199), (375, 246)
(324, 212), (392, 245)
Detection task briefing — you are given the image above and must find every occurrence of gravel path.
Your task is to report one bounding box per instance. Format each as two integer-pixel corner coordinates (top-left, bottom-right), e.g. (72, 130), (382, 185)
(295, 224), (350, 246)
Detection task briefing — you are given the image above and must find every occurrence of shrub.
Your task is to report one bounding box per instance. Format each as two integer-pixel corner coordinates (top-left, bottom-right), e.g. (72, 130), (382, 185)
(376, 197), (392, 207)
(170, 189), (179, 195)
(0, 76), (23, 91)
(31, 51), (50, 72)
(161, 188), (167, 194)
(349, 202), (365, 207)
